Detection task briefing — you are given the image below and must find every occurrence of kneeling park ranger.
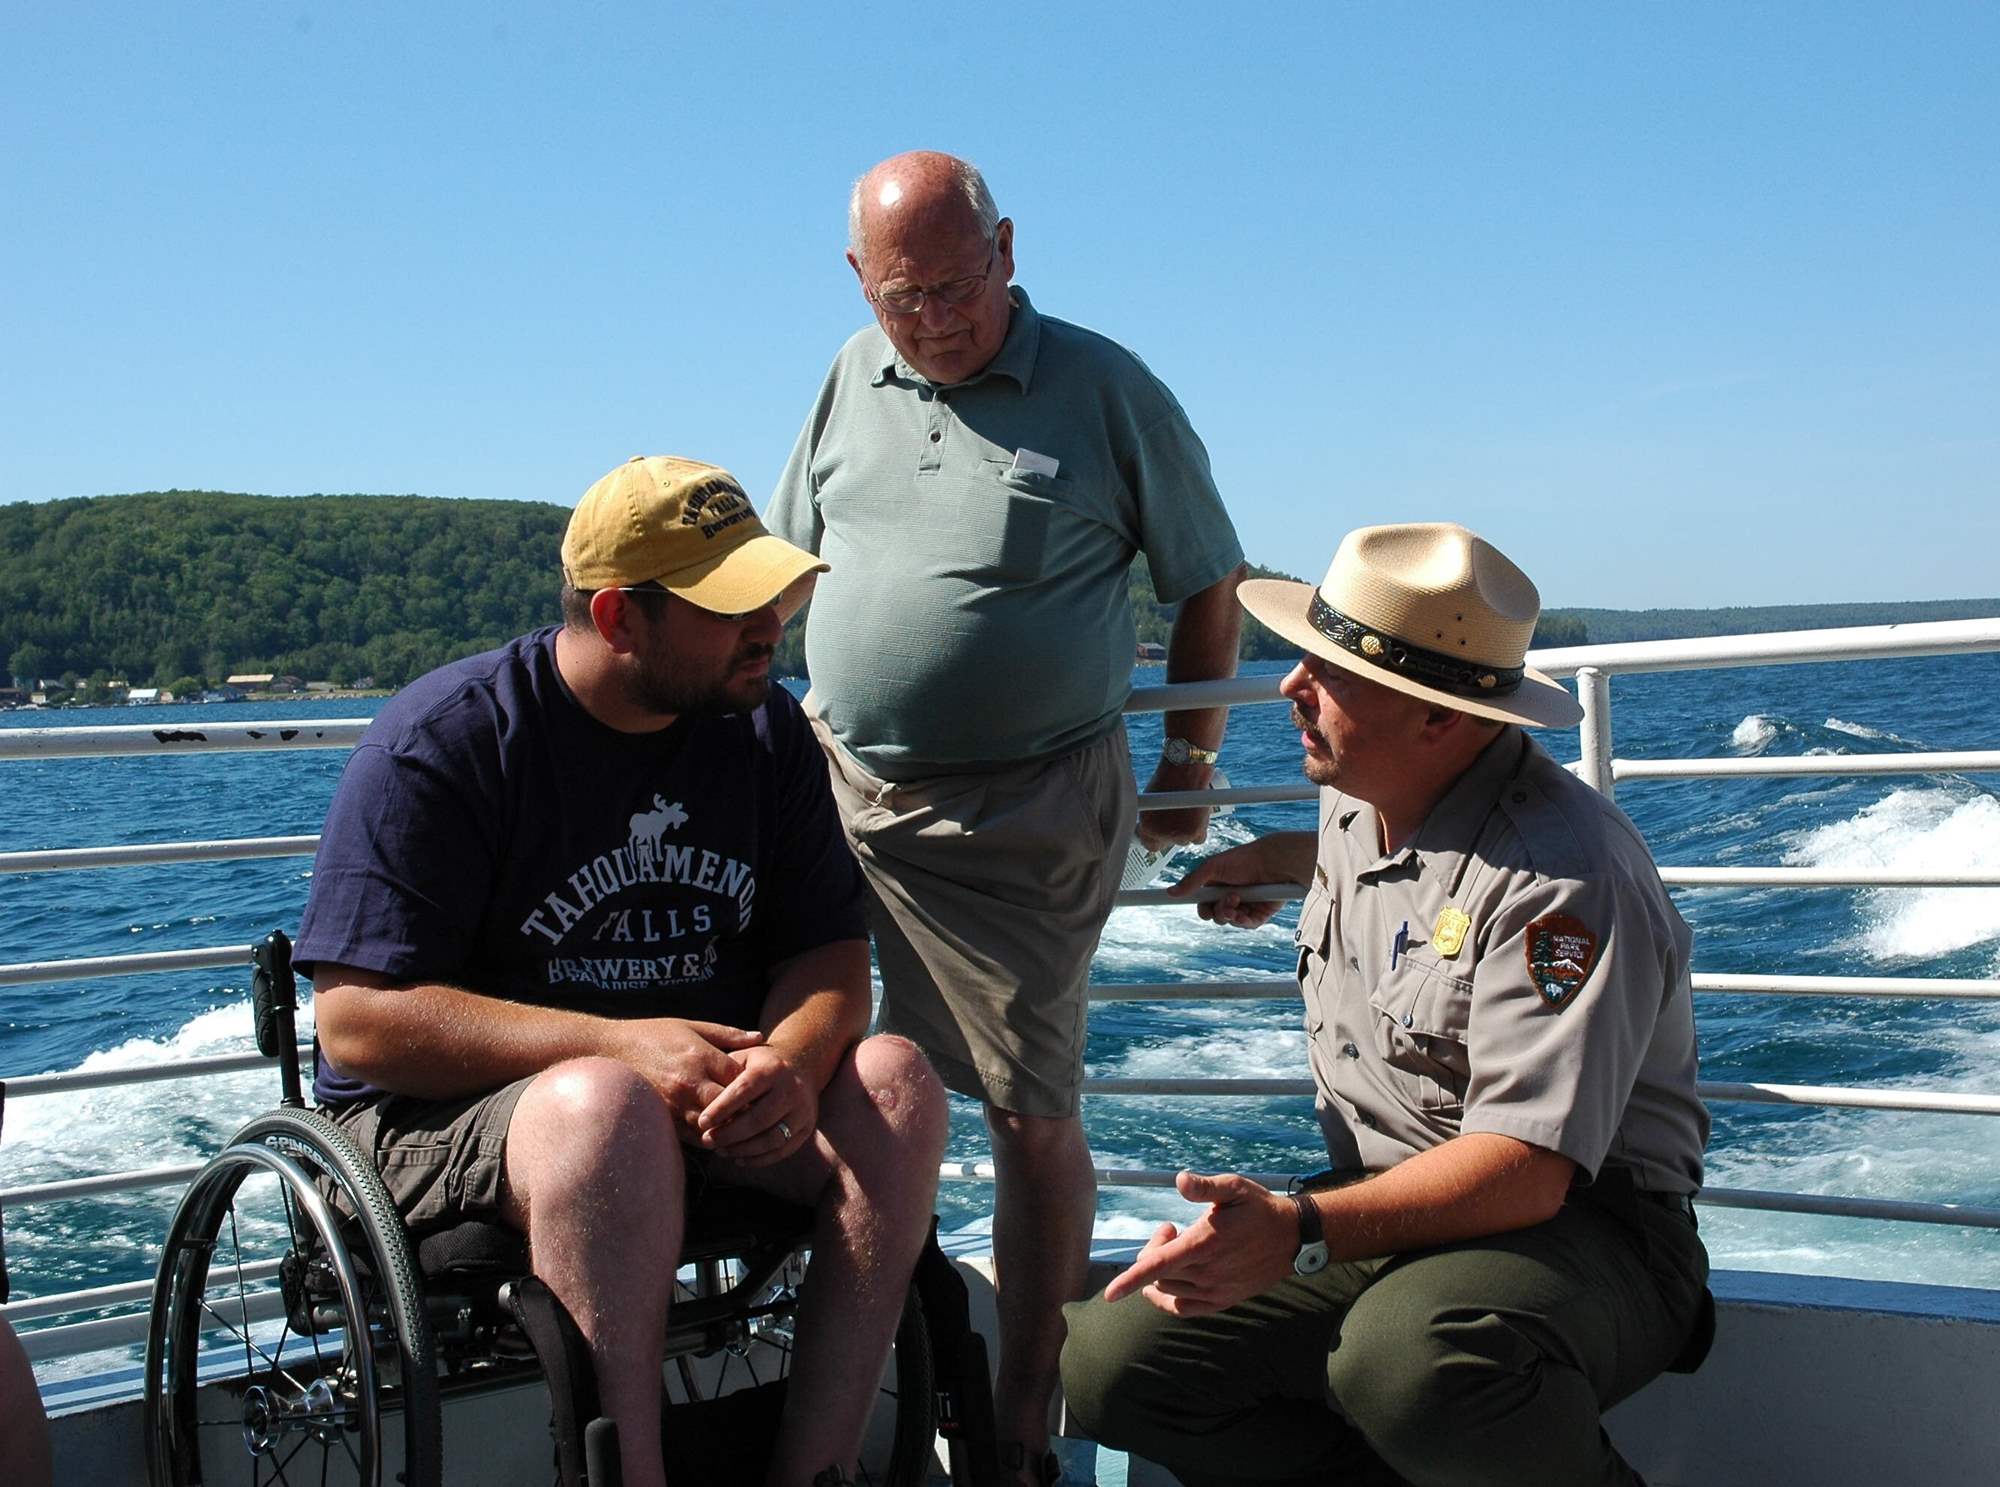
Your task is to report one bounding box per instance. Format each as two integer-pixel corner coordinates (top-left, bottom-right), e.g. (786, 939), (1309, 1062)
(1060, 521), (1712, 1487)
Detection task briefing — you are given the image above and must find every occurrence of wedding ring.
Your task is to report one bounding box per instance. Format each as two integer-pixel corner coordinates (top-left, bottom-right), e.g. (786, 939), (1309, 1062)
(777, 1120), (793, 1142)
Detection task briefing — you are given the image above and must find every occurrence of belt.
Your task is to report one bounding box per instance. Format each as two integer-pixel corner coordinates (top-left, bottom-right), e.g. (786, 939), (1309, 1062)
(1637, 1188), (1698, 1222)
(1579, 1166), (1698, 1224)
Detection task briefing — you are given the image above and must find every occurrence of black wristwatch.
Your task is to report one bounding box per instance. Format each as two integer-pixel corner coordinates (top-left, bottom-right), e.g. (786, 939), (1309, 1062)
(1291, 1192), (1328, 1275)
(1161, 736), (1219, 767)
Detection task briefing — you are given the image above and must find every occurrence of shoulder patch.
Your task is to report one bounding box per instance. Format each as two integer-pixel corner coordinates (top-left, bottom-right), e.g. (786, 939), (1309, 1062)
(1525, 913), (1598, 1011)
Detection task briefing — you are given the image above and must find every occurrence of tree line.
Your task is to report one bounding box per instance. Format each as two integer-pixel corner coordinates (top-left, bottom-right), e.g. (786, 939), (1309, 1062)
(3, 492), (568, 694)
(3, 491), (1600, 699)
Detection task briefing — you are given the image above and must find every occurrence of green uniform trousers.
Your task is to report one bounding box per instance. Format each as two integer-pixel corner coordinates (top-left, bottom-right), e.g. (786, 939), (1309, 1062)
(1060, 1196), (1708, 1487)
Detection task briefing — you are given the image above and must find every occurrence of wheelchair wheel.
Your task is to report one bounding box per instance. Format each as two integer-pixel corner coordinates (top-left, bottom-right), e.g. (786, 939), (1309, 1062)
(663, 1252), (935, 1486)
(145, 1106), (442, 1487)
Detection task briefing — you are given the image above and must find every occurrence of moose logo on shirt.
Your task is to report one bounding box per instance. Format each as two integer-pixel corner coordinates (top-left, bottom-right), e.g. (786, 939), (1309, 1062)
(628, 795), (689, 873)
(516, 797), (756, 954)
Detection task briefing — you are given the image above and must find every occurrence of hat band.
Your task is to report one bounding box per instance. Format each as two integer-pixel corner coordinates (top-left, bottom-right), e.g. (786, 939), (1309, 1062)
(1307, 593), (1524, 698)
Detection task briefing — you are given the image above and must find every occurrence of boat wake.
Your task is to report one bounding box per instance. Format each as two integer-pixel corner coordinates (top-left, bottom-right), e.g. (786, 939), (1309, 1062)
(1782, 787), (2000, 964)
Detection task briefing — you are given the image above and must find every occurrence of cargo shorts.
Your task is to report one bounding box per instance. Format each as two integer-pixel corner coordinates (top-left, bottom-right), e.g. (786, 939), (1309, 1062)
(809, 706), (1137, 1119)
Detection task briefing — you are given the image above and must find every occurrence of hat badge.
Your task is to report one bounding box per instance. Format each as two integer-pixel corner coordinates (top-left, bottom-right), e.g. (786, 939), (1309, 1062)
(1360, 634), (1385, 657)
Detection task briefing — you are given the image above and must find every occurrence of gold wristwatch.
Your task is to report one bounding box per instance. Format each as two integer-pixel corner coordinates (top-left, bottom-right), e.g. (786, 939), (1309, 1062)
(1161, 737), (1219, 767)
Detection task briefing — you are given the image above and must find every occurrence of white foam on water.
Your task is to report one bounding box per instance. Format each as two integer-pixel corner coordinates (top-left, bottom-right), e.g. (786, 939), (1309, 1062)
(1775, 779), (1860, 807)
(1105, 1023), (1305, 1082)
(1685, 809), (1762, 842)
(1098, 900), (1292, 977)
(1729, 714), (1780, 755)
(4, 999), (314, 1179)
(1701, 1099), (2000, 1289)
(1824, 717), (1924, 748)
(1781, 787), (2000, 959)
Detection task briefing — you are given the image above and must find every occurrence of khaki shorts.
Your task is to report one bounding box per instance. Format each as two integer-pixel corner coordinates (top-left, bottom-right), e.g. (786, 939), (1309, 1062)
(810, 708), (1137, 1118)
(325, 1080), (531, 1233)
(326, 1077), (716, 1235)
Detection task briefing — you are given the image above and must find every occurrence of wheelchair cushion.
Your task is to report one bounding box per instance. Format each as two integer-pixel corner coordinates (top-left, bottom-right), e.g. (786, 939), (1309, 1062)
(416, 1219), (529, 1279)
(412, 1187), (813, 1281)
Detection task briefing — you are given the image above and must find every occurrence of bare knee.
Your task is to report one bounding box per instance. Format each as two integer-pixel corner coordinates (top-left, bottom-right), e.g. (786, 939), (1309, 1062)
(849, 1033), (949, 1160)
(985, 1105), (1083, 1162)
(510, 1057), (681, 1191)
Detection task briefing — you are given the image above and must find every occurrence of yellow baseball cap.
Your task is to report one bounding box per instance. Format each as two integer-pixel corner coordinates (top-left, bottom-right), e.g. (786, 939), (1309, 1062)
(561, 456), (827, 613)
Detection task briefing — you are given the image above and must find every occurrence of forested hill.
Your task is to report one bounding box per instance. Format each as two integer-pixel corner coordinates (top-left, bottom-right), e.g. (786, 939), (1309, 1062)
(1545, 599), (2000, 644)
(4, 491), (1584, 694)
(18, 489), (1980, 698)
(2, 491), (569, 691)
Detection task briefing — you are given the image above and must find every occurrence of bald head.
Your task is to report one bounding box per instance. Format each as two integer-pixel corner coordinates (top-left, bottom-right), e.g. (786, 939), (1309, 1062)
(842, 150), (1016, 384)
(848, 151), (1000, 268)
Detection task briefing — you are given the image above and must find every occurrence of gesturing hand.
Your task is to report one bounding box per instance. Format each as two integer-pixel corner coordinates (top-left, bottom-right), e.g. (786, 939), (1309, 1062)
(1102, 1170), (1299, 1316)
(695, 1045), (816, 1167)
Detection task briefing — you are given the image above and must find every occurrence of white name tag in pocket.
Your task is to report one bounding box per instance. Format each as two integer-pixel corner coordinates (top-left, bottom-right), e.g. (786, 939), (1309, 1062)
(1009, 448), (1060, 479)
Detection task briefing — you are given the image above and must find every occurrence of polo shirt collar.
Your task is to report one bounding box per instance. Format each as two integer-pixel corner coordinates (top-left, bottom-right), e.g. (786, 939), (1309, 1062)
(871, 286), (1043, 392)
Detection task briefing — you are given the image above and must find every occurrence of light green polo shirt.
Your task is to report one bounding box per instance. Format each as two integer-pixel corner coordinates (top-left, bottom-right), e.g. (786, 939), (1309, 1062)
(766, 288), (1243, 780)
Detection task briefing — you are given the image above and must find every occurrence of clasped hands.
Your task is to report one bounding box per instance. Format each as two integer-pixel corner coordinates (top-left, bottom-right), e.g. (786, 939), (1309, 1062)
(1103, 1170), (1302, 1316)
(623, 1018), (814, 1167)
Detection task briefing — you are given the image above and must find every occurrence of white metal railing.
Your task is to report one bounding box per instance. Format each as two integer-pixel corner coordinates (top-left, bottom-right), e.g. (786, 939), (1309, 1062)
(6, 615), (2000, 1367)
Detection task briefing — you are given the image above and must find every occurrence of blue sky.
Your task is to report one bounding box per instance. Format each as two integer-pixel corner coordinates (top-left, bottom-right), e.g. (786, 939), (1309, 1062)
(3, 2), (1994, 608)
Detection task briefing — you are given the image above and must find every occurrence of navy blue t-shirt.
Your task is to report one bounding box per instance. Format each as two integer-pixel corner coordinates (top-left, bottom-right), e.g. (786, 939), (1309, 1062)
(296, 628), (866, 1105)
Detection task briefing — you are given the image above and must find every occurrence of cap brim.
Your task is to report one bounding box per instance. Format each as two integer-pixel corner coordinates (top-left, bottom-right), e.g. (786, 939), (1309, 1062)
(655, 533), (829, 614)
(1239, 577), (1583, 729)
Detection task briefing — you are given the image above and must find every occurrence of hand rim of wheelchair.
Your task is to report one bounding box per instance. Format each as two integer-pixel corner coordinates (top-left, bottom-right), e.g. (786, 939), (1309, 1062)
(144, 1102), (943, 1486)
(144, 1104), (441, 1487)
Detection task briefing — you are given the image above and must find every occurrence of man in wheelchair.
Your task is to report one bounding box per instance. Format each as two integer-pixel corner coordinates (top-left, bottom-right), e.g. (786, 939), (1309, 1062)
(293, 455), (951, 1487)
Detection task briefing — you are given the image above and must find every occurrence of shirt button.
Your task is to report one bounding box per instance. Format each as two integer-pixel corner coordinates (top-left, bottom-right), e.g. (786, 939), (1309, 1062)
(929, 431), (941, 443)
(1358, 1111), (1377, 1129)
(1347, 956), (1360, 971)
(1402, 1013), (1414, 1028)
(1342, 1042), (1360, 1059)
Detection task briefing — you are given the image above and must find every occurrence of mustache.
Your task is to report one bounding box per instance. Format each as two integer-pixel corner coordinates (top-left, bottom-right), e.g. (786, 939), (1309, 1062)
(736, 641), (776, 664)
(1291, 705), (1313, 732)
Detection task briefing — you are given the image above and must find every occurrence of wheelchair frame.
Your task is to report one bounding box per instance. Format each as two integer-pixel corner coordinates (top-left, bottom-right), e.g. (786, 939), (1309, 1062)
(143, 931), (999, 1487)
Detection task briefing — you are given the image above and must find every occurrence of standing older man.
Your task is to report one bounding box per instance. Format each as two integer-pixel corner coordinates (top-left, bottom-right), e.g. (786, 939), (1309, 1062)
(1060, 524), (1711, 1487)
(766, 150), (1246, 1484)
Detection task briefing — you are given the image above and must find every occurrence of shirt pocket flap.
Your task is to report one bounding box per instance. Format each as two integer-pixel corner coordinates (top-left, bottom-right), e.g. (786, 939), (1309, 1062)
(1294, 885), (1334, 959)
(1368, 957), (1473, 1040)
(1367, 958), (1474, 1110)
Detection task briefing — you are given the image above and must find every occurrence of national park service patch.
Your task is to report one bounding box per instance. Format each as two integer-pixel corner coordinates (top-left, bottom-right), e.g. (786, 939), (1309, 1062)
(1525, 913), (1598, 1010)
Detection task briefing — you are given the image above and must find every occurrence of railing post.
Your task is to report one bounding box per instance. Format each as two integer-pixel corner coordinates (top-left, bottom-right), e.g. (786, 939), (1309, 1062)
(1575, 666), (1614, 800)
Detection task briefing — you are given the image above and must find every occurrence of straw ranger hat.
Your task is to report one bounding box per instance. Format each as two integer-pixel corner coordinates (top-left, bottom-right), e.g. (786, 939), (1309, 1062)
(562, 456), (827, 614)
(1239, 522), (1582, 729)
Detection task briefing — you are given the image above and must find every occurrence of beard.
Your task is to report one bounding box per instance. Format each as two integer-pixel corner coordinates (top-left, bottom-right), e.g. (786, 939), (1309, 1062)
(1293, 705), (1339, 787)
(627, 641), (775, 719)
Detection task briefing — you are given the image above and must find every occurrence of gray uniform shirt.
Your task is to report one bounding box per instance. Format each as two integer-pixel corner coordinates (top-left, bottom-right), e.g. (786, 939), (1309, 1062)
(1296, 728), (1708, 1193)
(766, 287), (1243, 781)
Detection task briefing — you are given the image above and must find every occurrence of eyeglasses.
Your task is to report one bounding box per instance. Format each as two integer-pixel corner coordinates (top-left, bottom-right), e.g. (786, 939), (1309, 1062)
(869, 245), (998, 316)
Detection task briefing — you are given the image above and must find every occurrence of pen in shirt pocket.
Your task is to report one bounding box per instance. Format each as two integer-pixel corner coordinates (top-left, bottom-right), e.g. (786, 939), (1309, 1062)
(1390, 920), (1410, 970)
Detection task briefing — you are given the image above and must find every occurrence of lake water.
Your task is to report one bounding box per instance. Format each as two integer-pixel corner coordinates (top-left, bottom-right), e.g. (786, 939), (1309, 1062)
(5, 650), (1999, 1383)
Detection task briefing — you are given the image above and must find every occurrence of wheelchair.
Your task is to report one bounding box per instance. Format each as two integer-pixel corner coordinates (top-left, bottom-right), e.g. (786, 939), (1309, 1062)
(144, 932), (1000, 1487)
